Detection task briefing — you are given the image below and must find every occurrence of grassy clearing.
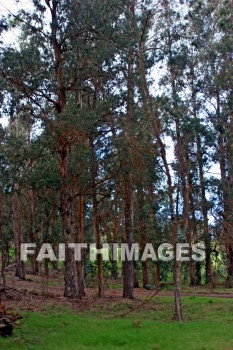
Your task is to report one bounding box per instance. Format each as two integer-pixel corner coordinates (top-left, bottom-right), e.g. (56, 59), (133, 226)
(1, 297), (233, 350)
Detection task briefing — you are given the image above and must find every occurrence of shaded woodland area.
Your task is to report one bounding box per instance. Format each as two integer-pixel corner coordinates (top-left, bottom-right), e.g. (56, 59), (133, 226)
(0, 0), (232, 326)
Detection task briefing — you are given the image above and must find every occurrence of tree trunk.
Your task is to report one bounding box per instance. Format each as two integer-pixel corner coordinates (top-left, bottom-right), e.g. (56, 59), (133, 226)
(122, 1), (135, 300)
(58, 143), (78, 298)
(190, 68), (211, 284)
(135, 25), (183, 320)
(90, 138), (104, 298)
(26, 122), (36, 275)
(44, 259), (49, 276)
(138, 187), (149, 288)
(11, 190), (25, 280)
(45, 0), (79, 297)
(154, 262), (160, 288)
(173, 259), (183, 321)
(0, 207), (6, 287)
(111, 260), (118, 280)
(122, 177), (134, 299)
(111, 213), (120, 279)
(223, 93), (233, 287)
(77, 195), (85, 296)
(133, 262), (140, 288)
(29, 187), (36, 274)
(93, 192), (104, 298)
(196, 132), (211, 284)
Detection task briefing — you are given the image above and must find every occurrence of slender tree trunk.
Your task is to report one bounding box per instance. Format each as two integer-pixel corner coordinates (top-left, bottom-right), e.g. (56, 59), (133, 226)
(154, 262), (160, 288)
(196, 132), (211, 284)
(35, 219), (44, 275)
(111, 207), (120, 279)
(44, 209), (50, 277)
(45, 0), (79, 298)
(90, 138), (104, 298)
(122, 58), (135, 299)
(217, 92), (233, 287)
(135, 33), (183, 320)
(122, 149), (134, 298)
(44, 259), (49, 276)
(226, 93), (233, 287)
(190, 186), (200, 285)
(122, 0), (135, 300)
(26, 123), (36, 275)
(122, 177), (134, 299)
(77, 195), (85, 296)
(58, 143), (78, 298)
(174, 120), (193, 286)
(0, 207), (6, 287)
(29, 187), (36, 274)
(93, 191), (104, 298)
(11, 190), (25, 280)
(226, 245), (233, 287)
(190, 68), (211, 284)
(138, 186), (149, 288)
(173, 255), (183, 321)
(133, 262), (140, 288)
(134, 49), (184, 318)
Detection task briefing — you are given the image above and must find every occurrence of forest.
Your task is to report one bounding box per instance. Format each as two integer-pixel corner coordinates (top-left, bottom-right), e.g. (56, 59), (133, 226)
(0, 0), (232, 349)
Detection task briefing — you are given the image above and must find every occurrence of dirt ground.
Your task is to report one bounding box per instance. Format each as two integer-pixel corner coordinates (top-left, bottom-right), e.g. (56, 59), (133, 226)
(1, 271), (233, 314)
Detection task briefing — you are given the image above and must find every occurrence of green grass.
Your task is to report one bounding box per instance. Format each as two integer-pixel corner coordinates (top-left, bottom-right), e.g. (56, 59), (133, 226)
(1, 297), (233, 350)
(181, 286), (233, 294)
(105, 283), (123, 290)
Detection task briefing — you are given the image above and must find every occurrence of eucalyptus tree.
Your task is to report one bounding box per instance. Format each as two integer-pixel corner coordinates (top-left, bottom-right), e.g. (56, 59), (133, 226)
(159, 0), (215, 285)
(111, 0), (185, 319)
(0, 0), (124, 297)
(1, 91), (32, 280)
(198, 0), (233, 286)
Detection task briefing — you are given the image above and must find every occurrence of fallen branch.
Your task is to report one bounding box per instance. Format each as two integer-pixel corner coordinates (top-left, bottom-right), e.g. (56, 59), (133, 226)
(4, 263), (16, 271)
(112, 286), (165, 319)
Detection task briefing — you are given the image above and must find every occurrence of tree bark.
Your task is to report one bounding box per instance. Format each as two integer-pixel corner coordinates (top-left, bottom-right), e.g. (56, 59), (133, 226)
(217, 92), (233, 287)
(190, 66), (211, 284)
(111, 206), (120, 279)
(122, 0), (135, 300)
(77, 195), (85, 297)
(11, 190), (25, 280)
(122, 168), (134, 299)
(46, 0), (79, 298)
(0, 205), (6, 287)
(138, 186), (149, 288)
(58, 143), (79, 298)
(154, 262), (160, 288)
(90, 138), (104, 298)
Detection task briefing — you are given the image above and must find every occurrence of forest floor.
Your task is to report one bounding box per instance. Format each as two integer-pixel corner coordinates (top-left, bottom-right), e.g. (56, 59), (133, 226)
(1, 271), (233, 313)
(1, 272), (233, 349)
